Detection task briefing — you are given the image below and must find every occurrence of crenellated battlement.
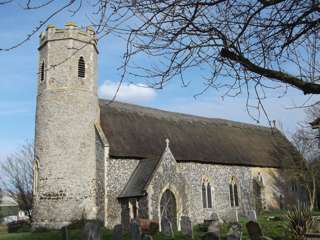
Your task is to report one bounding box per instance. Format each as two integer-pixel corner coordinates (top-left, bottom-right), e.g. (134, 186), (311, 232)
(39, 22), (97, 51)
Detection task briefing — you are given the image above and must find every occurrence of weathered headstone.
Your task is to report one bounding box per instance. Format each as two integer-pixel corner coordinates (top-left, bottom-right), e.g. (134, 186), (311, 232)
(226, 223), (242, 240)
(207, 221), (220, 239)
(129, 221), (141, 240)
(208, 221), (219, 234)
(61, 226), (69, 240)
(180, 216), (193, 237)
(80, 221), (101, 240)
(248, 210), (257, 222)
(112, 224), (123, 240)
(246, 221), (263, 240)
(161, 217), (173, 236)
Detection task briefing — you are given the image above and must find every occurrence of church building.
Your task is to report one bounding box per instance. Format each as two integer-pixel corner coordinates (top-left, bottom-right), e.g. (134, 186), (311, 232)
(32, 23), (302, 230)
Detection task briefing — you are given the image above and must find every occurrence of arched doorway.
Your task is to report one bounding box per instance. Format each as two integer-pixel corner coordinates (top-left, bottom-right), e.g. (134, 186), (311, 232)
(160, 189), (177, 235)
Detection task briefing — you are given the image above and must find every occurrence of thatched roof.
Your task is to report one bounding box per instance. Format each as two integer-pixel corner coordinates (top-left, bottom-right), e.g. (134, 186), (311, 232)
(99, 100), (301, 168)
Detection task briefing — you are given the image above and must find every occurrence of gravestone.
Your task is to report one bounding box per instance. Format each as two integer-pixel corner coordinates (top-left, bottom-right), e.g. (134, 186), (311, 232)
(129, 221), (141, 240)
(226, 223), (242, 240)
(248, 210), (257, 222)
(112, 224), (123, 240)
(80, 221), (101, 240)
(161, 217), (173, 236)
(207, 221), (220, 239)
(180, 216), (193, 237)
(246, 221), (263, 240)
(208, 221), (219, 234)
(61, 226), (69, 240)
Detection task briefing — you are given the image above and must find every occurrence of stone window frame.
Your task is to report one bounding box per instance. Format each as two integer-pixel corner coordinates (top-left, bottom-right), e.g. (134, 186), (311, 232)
(201, 176), (213, 209)
(78, 56), (86, 78)
(229, 176), (240, 208)
(33, 158), (40, 196)
(158, 185), (182, 232)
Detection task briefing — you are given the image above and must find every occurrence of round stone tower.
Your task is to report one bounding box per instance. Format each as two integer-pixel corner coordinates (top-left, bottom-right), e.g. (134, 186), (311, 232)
(33, 23), (99, 228)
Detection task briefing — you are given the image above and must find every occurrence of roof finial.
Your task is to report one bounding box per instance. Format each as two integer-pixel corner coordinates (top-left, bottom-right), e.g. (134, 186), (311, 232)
(165, 138), (170, 150)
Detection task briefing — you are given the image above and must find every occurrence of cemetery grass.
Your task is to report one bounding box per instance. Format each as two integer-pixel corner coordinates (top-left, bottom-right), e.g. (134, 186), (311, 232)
(0, 210), (319, 240)
(0, 229), (112, 240)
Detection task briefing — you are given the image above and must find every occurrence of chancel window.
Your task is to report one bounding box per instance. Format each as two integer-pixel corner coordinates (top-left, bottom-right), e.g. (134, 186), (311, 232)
(78, 56), (85, 78)
(202, 177), (213, 208)
(229, 177), (239, 207)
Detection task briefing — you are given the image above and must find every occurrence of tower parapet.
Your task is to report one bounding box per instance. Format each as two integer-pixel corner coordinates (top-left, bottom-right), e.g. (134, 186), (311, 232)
(39, 22), (98, 52)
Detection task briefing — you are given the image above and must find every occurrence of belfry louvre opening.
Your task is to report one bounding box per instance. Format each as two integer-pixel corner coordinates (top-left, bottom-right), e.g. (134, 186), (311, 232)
(78, 57), (85, 78)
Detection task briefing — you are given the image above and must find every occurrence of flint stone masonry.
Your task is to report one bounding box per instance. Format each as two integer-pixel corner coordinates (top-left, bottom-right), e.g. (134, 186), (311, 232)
(106, 158), (139, 228)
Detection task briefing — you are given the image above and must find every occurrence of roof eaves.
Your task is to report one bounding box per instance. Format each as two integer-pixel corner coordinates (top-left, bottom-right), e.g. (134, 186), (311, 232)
(95, 122), (109, 147)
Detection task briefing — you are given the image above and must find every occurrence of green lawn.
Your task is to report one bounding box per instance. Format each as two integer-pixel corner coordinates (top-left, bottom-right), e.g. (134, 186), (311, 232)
(0, 229), (112, 240)
(0, 210), (319, 240)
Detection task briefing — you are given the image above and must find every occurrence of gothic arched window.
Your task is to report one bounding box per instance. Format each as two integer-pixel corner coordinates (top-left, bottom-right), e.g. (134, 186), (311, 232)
(229, 177), (239, 207)
(78, 56), (85, 78)
(202, 177), (213, 208)
(207, 183), (212, 208)
(202, 183), (207, 208)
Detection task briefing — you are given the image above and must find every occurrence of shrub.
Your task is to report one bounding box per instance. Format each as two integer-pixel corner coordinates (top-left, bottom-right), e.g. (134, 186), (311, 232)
(286, 205), (314, 240)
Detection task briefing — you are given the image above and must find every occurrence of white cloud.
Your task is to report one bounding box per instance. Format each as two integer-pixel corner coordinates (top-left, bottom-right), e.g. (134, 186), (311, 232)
(98, 81), (157, 103)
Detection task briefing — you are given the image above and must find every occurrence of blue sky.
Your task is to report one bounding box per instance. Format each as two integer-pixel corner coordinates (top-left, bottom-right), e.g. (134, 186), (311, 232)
(0, 2), (319, 162)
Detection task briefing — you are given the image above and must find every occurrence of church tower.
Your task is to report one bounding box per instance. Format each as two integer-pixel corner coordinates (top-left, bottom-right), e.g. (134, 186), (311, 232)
(33, 23), (99, 228)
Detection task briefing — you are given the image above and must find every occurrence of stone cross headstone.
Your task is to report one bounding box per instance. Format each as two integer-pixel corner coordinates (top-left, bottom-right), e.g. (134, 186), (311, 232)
(248, 210), (257, 222)
(246, 221), (263, 240)
(80, 221), (101, 240)
(129, 221), (141, 240)
(112, 224), (123, 240)
(180, 216), (192, 237)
